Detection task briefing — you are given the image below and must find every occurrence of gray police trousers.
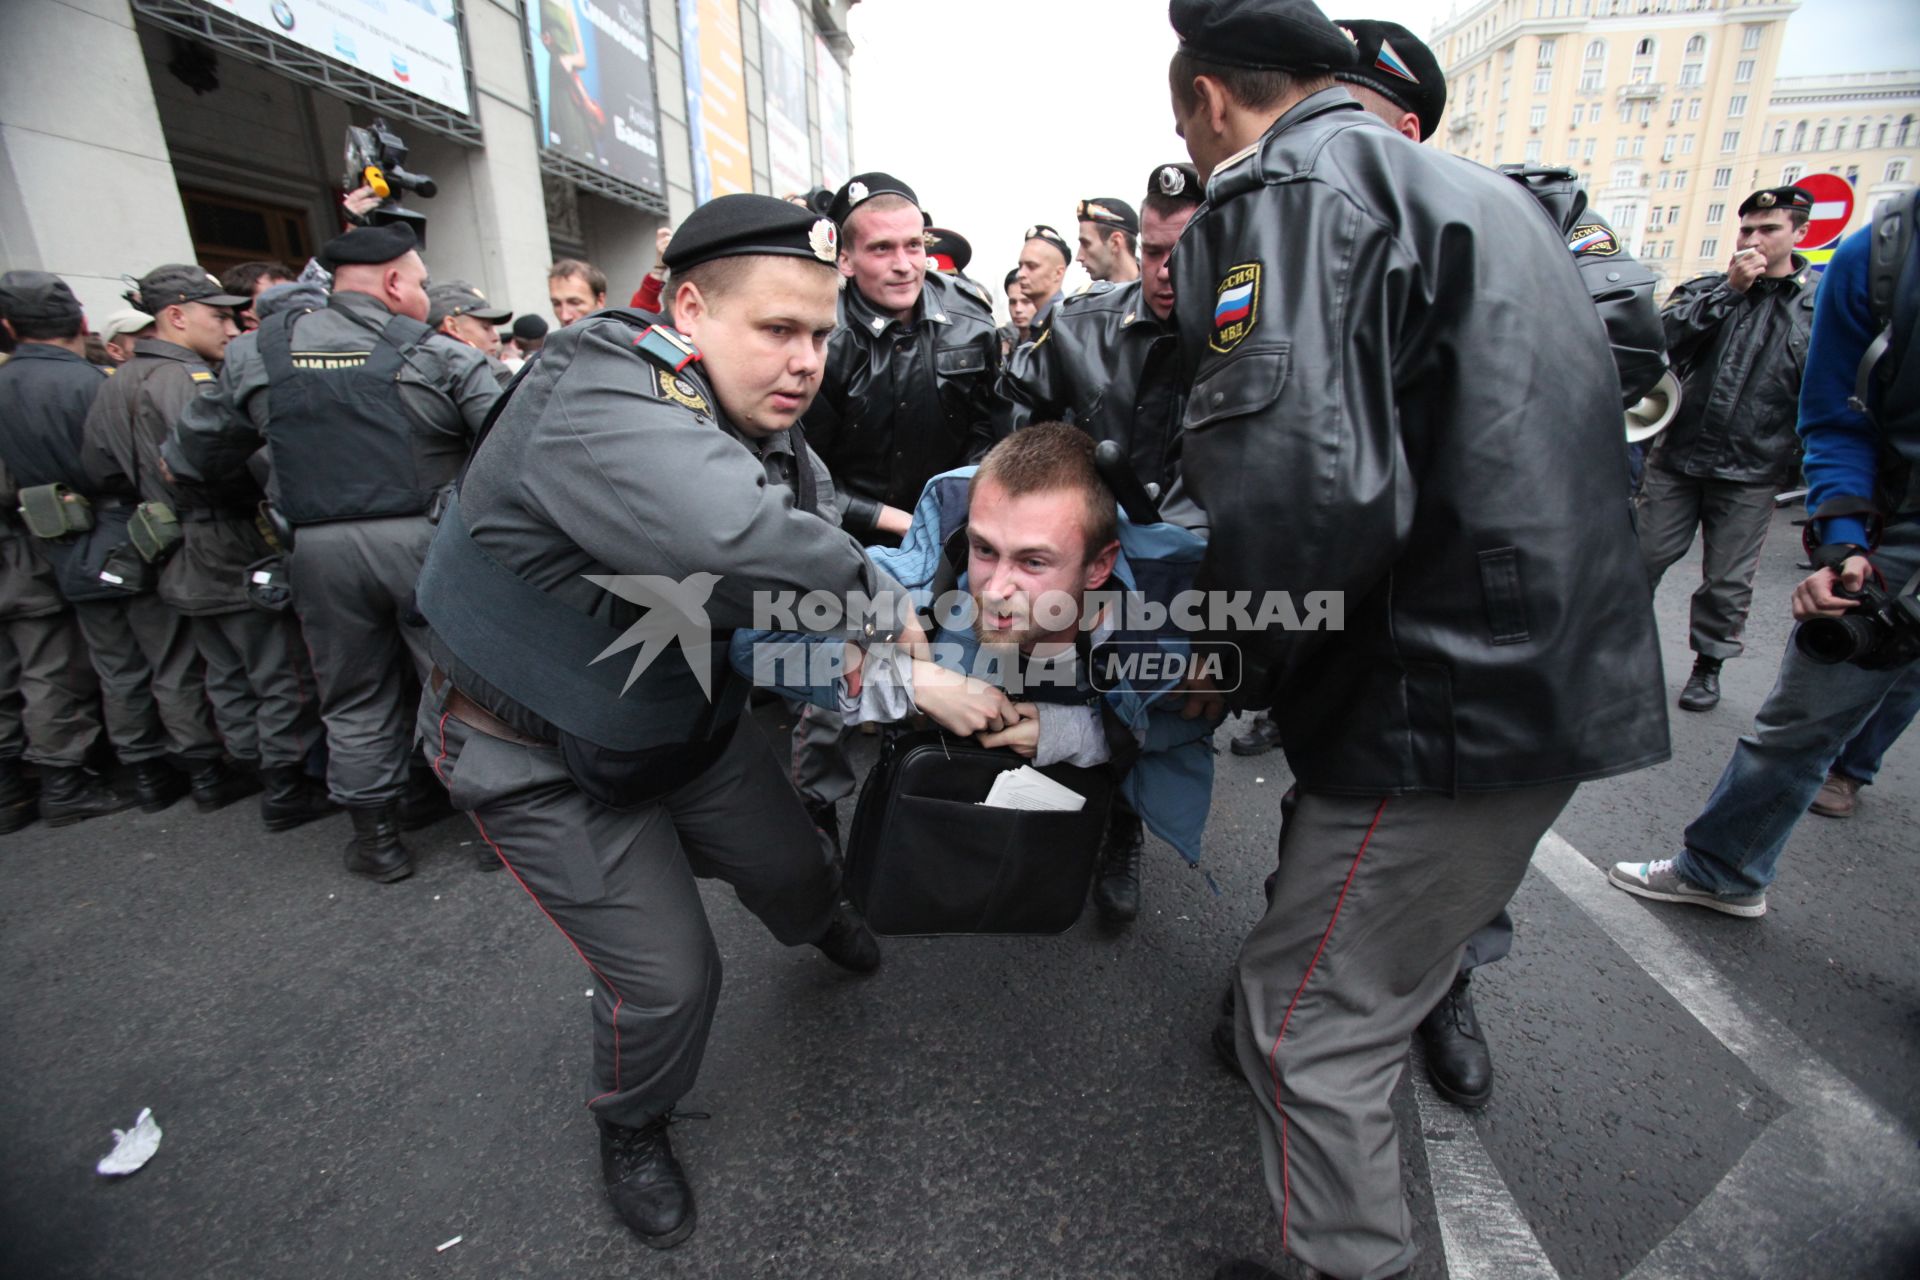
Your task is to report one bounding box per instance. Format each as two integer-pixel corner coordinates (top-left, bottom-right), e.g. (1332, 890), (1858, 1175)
(419, 686), (839, 1128)
(1229, 783), (1575, 1280)
(290, 516), (433, 806)
(1636, 466), (1779, 661)
(194, 609), (322, 770)
(0, 610), (102, 768)
(72, 594), (220, 763)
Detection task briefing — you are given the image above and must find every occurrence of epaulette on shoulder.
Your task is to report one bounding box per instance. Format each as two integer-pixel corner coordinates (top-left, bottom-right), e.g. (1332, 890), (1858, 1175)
(632, 324), (702, 373)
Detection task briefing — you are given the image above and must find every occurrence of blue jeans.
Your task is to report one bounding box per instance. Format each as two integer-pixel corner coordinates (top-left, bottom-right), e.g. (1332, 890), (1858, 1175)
(1678, 524), (1920, 896)
(1831, 664), (1920, 783)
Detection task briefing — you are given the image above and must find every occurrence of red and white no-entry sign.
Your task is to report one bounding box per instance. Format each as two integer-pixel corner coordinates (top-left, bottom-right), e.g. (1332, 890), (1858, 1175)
(1794, 172), (1855, 251)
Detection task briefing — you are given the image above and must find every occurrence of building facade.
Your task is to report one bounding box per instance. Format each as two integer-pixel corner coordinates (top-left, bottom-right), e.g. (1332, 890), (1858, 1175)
(0, 0), (859, 326)
(1429, 0), (1915, 289)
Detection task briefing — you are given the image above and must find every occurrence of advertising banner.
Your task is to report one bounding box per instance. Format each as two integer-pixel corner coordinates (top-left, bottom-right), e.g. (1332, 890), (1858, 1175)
(678, 0), (753, 201)
(526, 0), (665, 195)
(209, 0), (470, 115)
(814, 35), (850, 189)
(758, 0), (812, 199)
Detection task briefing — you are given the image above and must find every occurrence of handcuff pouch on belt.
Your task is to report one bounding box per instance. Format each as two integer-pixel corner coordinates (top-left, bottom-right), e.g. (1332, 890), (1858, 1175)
(127, 501), (183, 565)
(17, 484), (94, 539)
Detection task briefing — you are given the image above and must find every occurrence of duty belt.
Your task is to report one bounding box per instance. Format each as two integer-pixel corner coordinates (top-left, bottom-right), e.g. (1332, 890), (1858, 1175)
(178, 507), (255, 524)
(429, 666), (551, 748)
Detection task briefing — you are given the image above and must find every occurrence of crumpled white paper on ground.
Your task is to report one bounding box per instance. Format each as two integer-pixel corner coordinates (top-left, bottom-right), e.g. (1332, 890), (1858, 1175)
(96, 1108), (162, 1176)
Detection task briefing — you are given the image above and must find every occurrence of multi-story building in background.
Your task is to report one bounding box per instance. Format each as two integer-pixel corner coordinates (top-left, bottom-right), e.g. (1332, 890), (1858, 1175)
(1429, 0), (1915, 291)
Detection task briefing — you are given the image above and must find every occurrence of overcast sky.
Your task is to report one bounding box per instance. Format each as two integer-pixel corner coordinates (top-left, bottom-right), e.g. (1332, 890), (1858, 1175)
(845, 0), (1919, 316)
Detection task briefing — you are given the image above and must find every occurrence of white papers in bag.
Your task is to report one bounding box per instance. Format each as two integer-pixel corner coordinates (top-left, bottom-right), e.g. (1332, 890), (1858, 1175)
(979, 766), (1086, 812)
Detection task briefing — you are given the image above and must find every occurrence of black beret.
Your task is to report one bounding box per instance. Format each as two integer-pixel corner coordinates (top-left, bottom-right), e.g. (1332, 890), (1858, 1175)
(1145, 162), (1204, 207)
(924, 227), (973, 273)
(0, 270), (84, 328)
(1077, 197), (1140, 235)
(1334, 19), (1446, 141)
(661, 193), (842, 272)
(317, 223), (420, 271)
(511, 314), (549, 342)
(128, 264), (250, 312)
(1170, 0), (1358, 73)
(1023, 224), (1073, 267)
(828, 172), (919, 227)
(1738, 185), (1814, 217)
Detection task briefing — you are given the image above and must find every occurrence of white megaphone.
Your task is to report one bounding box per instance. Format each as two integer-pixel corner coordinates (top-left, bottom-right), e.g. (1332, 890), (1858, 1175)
(1626, 370), (1682, 444)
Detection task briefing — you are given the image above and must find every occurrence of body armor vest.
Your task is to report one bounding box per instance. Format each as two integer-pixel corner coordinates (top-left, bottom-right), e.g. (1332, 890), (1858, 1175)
(255, 304), (449, 525)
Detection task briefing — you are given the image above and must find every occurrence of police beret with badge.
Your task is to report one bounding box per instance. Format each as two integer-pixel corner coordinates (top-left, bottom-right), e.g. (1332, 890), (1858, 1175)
(1333, 18), (1447, 142)
(660, 192), (843, 272)
(127, 264), (251, 312)
(317, 222), (420, 272)
(1170, 0), (1359, 72)
(827, 172), (920, 227)
(427, 281), (512, 327)
(1024, 224), (1074, 266)
(1738, 185), (1814, 217)
(0, 270), (85, 328)
(924, 227), (974, 273)
(1077, 197), (1140, 235)
(1147, 162), (1204, 208)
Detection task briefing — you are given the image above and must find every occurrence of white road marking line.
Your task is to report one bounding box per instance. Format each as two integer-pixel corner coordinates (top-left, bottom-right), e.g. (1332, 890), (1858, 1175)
(1532, 831), (1920, 1279)
(1410, 1048), (1563, 1280)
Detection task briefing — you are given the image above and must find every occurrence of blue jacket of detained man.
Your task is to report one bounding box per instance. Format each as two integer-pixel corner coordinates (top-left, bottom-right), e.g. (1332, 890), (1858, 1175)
(730, 466), (1220, 866)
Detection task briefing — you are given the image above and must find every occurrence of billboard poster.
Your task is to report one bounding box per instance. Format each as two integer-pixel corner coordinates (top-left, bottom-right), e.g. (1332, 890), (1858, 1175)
(677, 0), (753, 201)
(814, 35), (849, 189)
(758, 0), (812, 199)
(525, 0), (665, 195)
(208, 0), (470, 115)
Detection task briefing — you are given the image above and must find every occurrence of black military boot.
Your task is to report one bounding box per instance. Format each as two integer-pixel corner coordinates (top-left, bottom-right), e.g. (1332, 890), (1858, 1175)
(813, 896), (881, 973)
(189, 758), (264, 812)
(598, 1113), (697, 1248)
(1417, 974), (1494, 1108)
(397, 761), (455, 831)
(39, 767), (136, 827)
(343, 802), (413, 883)
(132, 759), (189, 813)
(1092, 806), (1144, 926)
(1678, 655), (1723, 712)
(0, 758), (41, 834)
(259, 765), (337, 832)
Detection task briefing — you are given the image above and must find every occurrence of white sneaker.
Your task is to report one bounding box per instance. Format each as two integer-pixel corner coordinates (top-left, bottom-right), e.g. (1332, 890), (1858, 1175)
(1608, 859), (1767, 918)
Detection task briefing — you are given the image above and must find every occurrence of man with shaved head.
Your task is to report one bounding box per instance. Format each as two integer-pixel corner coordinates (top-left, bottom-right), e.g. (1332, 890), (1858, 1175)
(167, 223), (501, 883)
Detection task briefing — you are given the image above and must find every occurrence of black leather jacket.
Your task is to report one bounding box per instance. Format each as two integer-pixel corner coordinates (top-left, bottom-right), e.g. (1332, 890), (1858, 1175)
(802, 272), (1006, 540)
(1001, 280), (1186, 493)
(1653, 257), (1816, 484)
(1171, 89), (1668, 796)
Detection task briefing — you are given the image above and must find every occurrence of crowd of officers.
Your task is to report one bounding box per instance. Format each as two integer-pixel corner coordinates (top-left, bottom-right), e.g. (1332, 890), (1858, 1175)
(3, 0), (1905, 1276)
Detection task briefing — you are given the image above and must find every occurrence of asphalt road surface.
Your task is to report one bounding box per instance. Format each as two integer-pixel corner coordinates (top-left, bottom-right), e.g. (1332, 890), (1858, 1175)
(3, 506), (1917, 1280)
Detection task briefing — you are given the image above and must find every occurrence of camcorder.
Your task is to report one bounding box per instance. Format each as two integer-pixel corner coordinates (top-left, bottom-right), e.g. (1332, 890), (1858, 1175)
(1793, 567), (1920, 670)
(344, 118), (436, 244)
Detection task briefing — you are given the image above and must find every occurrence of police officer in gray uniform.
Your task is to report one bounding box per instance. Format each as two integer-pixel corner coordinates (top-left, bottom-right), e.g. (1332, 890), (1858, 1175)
(0, 269), (232, 814)
(413, 194), (897, 1249)
(83, 265), (329, 831)
(166, 224), (500, 881)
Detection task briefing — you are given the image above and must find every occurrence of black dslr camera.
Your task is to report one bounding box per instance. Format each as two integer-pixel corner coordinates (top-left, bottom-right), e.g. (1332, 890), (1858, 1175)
(344, 118), (436, 243)
(1793, 569), (1920, 670)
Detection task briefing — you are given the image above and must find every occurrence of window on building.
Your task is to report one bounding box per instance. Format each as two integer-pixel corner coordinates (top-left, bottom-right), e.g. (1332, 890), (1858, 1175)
(1580, 70), (1603, 93)
(1670, 98), (1685, 124)
(1635, 38), (1655, 57)
(1525, 140), (1543, 163)
(1702, 237), (1719, 258)
(1735, 59), (1755, 83)
(1535, 70), (1552, 93)
(1846, 164), (1859, 182)
(1813, 123), (1828, 150)
(1501, 76), (1512, 101)
(1681, 134), (1695, 154)
(1615, 137), (1630, 157)
(1686, 34), (1706, 55)
(1538, 38), (1556, 66)
(1585, 139), (1598, 162)
(1891, 159), (1911, 183)
(1728, 95), (1747, 117)
(1619, 101), (1634, 124)
(1680, 63), (1703, 87)
(1854, 122), (1868, 148)
(1567, 137), (1583, 161)
(1503, 46), (1516, 68)
(1877, 120), (1889, 148)
(1662, 136), (1676, 161)
(1722, 130), (1741, 153)
(1639, 102), (1654, 124)
(1900, 116), (1914, 147)
(1712, 166), (1732, 187)
(1631, 65), (1652, 85)
(1793, 121), (1807, 150)
(1675, 171), (1689, 189)
(1632, 136), (1646, 156)
(1615, 204), (1640, 229)
(1705, 201), (1725, 222)
(1743, 25), (1762, 50)
(1648, 206), (1663, 227)
(1529, 106), (1546, 128)
(1585, 39), (1606, 61)
(1781, 164), (1802, 183)
(1769, 126), (1785, 151)
(1689, 98), (1703, 120)
(1658, 170), (1671, 188)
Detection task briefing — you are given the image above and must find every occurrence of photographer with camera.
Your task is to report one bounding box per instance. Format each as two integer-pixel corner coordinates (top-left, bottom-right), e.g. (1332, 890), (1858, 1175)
(1612, 197), (1920, 918)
